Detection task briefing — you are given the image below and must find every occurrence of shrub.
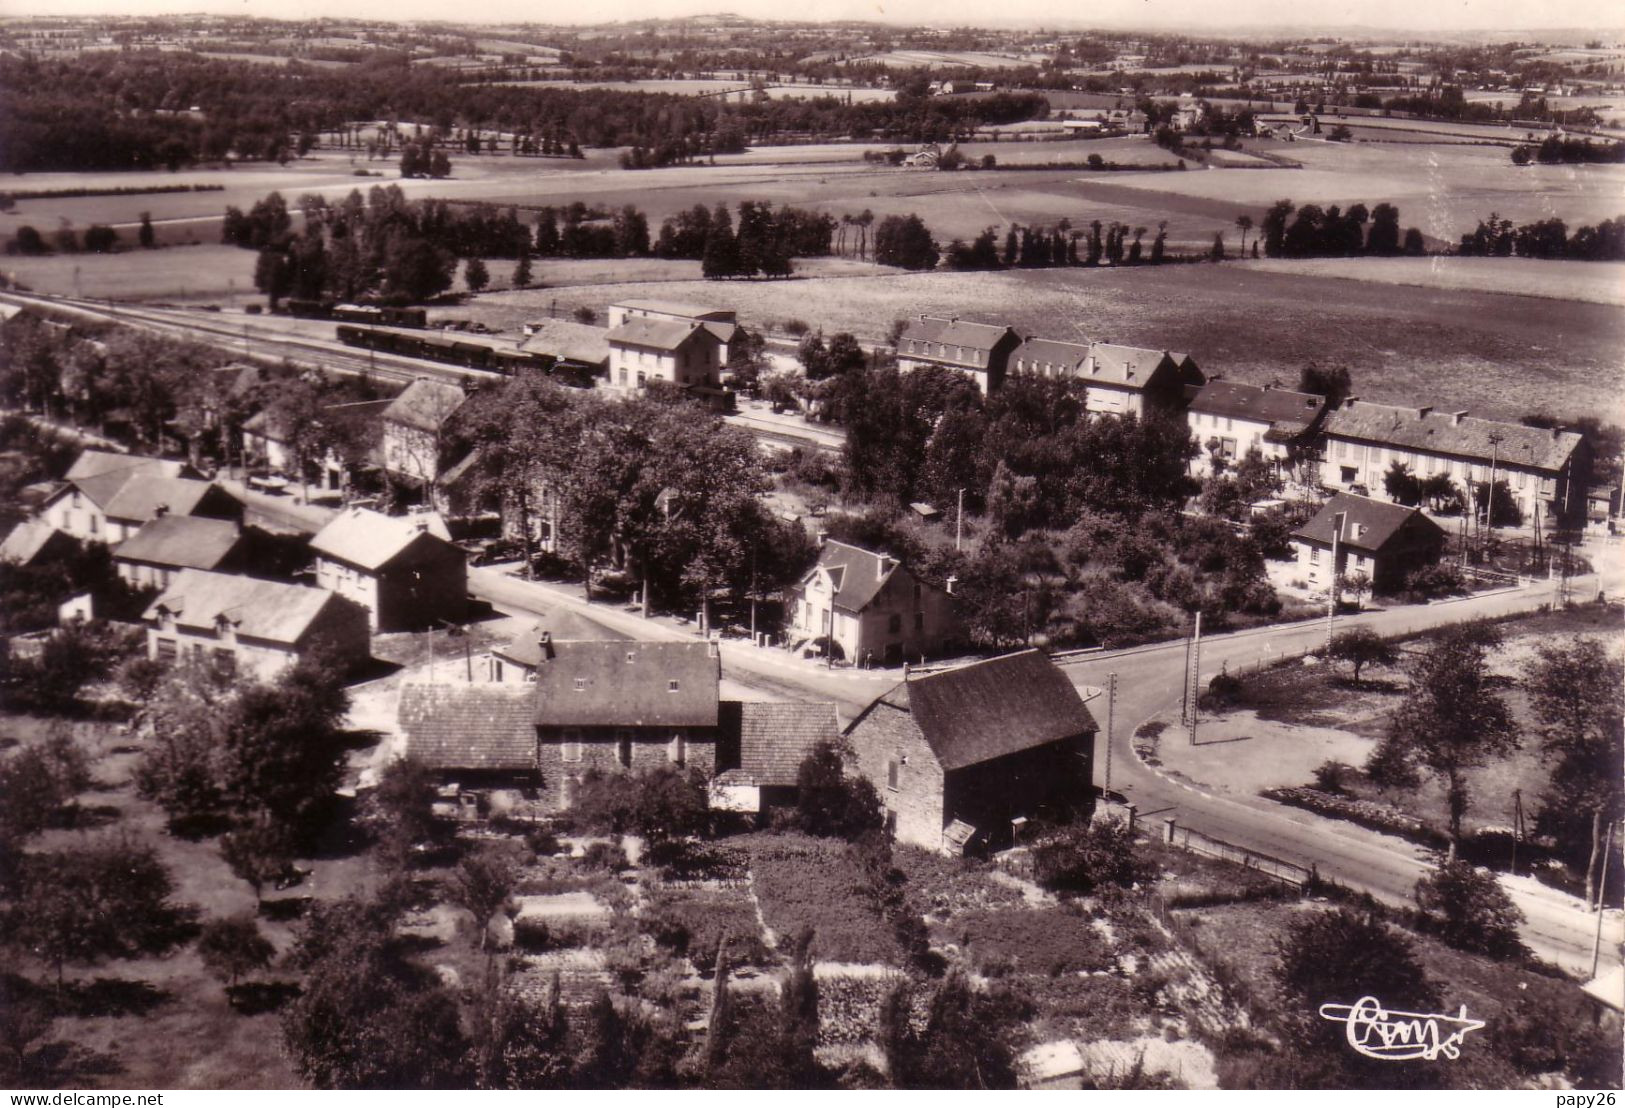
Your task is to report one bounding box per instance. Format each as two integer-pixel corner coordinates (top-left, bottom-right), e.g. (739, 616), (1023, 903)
(1406, 563), (1466, 600)
(1311, 760), (1351, 794)
(792, 741), (883, 840)
(1262, 786), (1438, 844)
(580, 841), (629, 872)
(1032, 817), (1152, 896)
(1412, 860), (1528, 959)
(1203, 669), (1245, 709)
(571, 305), (597, 324)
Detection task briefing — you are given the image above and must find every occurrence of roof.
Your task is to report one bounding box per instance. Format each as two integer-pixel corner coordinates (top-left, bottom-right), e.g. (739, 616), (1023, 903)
(900, 315), (1016, 358)
(0, 520), (72, 565)
(104, 476), (233, 524)
(213, 362), (271, 399)
(1291, 492), (1444, 553)
(533, 641), (720, 729)
(1010, 337), (1091, 375)
(143, 569), (347, 645)
(606, 318), (708, 352)
(719, 700), (841, 787)
(613, 299), (737, 322)
(398, 683), (538, 772)
(801, 540), (902, 613)
(868, 649), (1097, 771)
(65, 449), (184, 483)
(1322, 400), (1583, 473)
(310, 507), (458, 571)
(1188, 380), (1326, 433)
(517, 319), (611, 365)
(493, 616), (621, 667)
(382, 378), (467, 433)
(1084, 343), (1178, 387)
(113, 515), (243, 570)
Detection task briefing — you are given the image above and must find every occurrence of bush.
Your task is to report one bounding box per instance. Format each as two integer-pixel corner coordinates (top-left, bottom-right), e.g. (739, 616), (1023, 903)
(1406, 563), (1466, 600)
(1032, 817), (1151, 896)
(526, 828), (563, 857)
(792, 742), (884, 840)
(1263, 786), (1438, 844)
(580, 841), (628, 872)
(1412, 860), (1528, 959)
(1311, 760), (1351, 794)
(1203, 670), (1245, 709)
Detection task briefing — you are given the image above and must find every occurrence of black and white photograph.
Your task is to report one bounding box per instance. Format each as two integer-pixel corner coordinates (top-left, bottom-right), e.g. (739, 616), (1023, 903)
(0, 0), (1621, 1092)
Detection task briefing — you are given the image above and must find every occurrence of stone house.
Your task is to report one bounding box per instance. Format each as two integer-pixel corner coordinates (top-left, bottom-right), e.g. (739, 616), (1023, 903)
(896, 315), (1022, 395)
(786, 539), (957, 665)
(1291, 492), (1448, 597)
(310, 507), (467, 632)
(380, 378), (470, 493)
(845, 649), (1098, 853)
(709, 701), (843, 818)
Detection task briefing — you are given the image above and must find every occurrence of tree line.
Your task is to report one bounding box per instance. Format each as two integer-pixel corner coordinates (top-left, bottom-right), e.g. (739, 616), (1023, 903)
(1457, 211), (1625, 262)
(1257, 199), (1427, 258)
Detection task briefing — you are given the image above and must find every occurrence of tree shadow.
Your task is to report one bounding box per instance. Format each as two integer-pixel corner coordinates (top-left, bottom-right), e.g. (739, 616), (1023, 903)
(61, 977), (173, 1018)
(166, 812), (233, 841)
(13, 1040), (125, 1086)
(259, 895), (313, 922)
(47, 803), (123, 831)
(225, 980), (301, 1015)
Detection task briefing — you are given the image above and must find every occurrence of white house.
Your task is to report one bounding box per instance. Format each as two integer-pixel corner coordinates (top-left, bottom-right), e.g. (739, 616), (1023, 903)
(1186, 380), (1328, 478)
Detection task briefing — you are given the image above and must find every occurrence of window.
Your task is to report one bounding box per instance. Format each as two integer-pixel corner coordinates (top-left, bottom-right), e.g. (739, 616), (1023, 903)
(212, 648), (236, 678)
(668, 679), (680, 692)
(888, 613), (902, 634)
(1310, 547), (1321, 564)
(912, 583), (923, 608)
(71, 490), (81, 507)
(156, 638), (177, 662)
(886, 759), (900, 790)
(668, 733), (686, 766)
(617, 731), (633, 768)
(626, 651), (637, 663)
(88, 514), (98, 534)
(562, 730), (582, 762)
(573, 677), (586, 691)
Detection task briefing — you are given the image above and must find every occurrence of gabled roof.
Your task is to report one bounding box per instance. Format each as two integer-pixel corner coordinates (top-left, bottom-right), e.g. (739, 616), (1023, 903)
(143, 569), (347, 645)
(104, 476), (235, 524)
(382, 378), (467, 433)
(900, 315), (1017, 359)
(606, 318), (709, 352)
(310, 507), (459, 572)
(613, 299), (737, 322)
(113, 515), (243, 570)
(493, 616), (621, 668)
(1010, 337), (1091, 374)
(1188, 380), (1326, 434)
(1322, 400), (1583, 473)
(1084, 343), (1178, 387)
(801, 540), (903, 614)
(398, 683), (538, 772)
(0, 520), (74, 566)
(718, 700), (841, 787)
(517, 319), (611, 366)
(1291, 492), (1445, 554)
(866, 649), (1097, 771)
(533, 641), (720, 729)
(65, 449), (185, 483)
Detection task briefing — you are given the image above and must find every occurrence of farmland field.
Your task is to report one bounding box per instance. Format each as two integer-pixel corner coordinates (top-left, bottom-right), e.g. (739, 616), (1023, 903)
(1241, 256), (1625, 307)
(2, 244), (257, 302)
(466, 262), (1624, 422)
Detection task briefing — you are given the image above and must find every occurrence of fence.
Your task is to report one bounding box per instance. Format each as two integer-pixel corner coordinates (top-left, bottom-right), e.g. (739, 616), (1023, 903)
(1160, 818), (1314, 890)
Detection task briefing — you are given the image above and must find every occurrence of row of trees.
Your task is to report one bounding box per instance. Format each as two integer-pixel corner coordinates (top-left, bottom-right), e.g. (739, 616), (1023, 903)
(1511, 135), (1625, 166)
(1457, 211), (1625, 262)
(1258, 198), (1426, 258)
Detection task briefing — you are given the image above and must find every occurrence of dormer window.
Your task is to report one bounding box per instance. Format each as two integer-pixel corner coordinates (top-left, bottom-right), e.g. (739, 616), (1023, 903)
(668, 679), (680, 692)
(626, 650), (636, 663)
(573, 677), (586, 691)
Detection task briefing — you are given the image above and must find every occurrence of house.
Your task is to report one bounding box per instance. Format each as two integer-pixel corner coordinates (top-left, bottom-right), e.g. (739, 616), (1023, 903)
(102, 476), (243, 542)
(845, 649), (1097, 853)
(64, 449), (189, 484)
(607, 299), (738, 355)
(142, 568), (370, 681)
(1584, 484), (1620, 534)
(1007, 338), (1203, 416)
(1186, 380), (1328, 478)
(709, 700), (842, 817)
(604, 317), (728, 396)
(242, 398), (391, 491)
(896, 316), (1021, 395)
(1291, 492), (1447, 596)
(533, 641), (723, 810)
(786, 540), (957, 665)
(40, 459), (242, 545)
(112, 514), (250, 590)
(310, 507), (467, 632)
(1320, 399), (1588, 525)
(399, 682), (542, 788)
(482, 619), (616, 685)
(380, 378), (470, 492)
(516, 319), (612, 381)
(0, 520), (79, 569)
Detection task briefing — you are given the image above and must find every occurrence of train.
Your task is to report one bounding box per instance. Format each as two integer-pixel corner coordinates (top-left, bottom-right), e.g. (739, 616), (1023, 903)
(334, 322), (596, 387)
(284, 299), (428, 328)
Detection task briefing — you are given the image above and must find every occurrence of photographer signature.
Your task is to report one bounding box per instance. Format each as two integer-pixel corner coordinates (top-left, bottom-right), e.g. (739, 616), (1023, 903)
(1318, 996), (1486, 1061)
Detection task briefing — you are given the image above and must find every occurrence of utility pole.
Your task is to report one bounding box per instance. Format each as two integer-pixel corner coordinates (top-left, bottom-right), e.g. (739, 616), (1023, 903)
(1105, 672), (1117, 796)
(1590, 820), (1616, 978)
(1511, 789), (1523, 876)
(1485, 432), (1502, 547)
(1187, 612), (1202, 746)
(955, 487), (965, 552)
(1326, 510), (1345, 655)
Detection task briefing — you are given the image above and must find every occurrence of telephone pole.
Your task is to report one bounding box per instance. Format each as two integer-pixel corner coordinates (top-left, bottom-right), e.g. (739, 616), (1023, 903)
(1105, 672), (1117, 796)
(1186, 612), (1202, 746)
(1326, 510), (1345, 655)
(955, 487), (965, 552)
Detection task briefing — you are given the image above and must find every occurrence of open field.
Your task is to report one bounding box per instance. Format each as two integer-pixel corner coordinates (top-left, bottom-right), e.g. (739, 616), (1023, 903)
(3, 244), (257, 302)
(496, 79), (897, 102)
(1242, 256), (1625, 307)
(465, 263), (1625, 422)
(849, 49), (1040, 69)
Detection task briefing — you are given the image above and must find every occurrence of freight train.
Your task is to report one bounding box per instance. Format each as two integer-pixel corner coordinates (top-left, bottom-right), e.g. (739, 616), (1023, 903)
(335, 323), (596, 386)
(284, 299), (428, 328)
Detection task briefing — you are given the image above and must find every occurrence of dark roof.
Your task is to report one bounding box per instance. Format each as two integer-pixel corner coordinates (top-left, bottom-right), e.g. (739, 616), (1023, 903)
(1291, 492), (1445, 553)
(113, 515), (243, 570)
(0, 520), (73, 566)
(517, 319), (611, 365)
(1010, 337), (1090, 375)
(533, 641), (720, 729)
(399, 683), (538, 771)
(801, 540), (901, 613)
(383, 378), (467, 433)
(1085, 343), (1178, 387)
(104, 476), (234, 524)
(493, 616), (622, 667)
(65, 449), (185, 483)
(1188, 380), (1325, 433)
(1322, 400), (1582, 473)
(900, 316), (1016, 362)
(869, 649), (1097, 771)
(143, 569), (349, 644)
(719, 700), (841, 787)
(613, 299), (737, 322)
(606, 317), (709, 352)
(311, 507), (461, 571)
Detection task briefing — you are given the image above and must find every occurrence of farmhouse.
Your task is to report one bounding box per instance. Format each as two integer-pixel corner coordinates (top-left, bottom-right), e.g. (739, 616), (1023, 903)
(310, 506), (467, 632)
(398, 682), (541, 790)
(112, 514), (250, 590)
(786, 539), (957, 665)
(0, 519), (78, 569)
(380, 377), (470, 492)
(845, 650), (1097, 854)
(896, 315), (1021, 395)
(605, 317), (728, 397)
(1320, 399), (1588, 525)
(143, 568), (370, 681)
(1185, 379), (1328, 478)
(709, 700), (843, 818)
(1291, 492), (1447, 596)
(41, 464), (242, 546)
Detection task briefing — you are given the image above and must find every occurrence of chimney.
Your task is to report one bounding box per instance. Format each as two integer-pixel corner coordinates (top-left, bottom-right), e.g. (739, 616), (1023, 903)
(154, 504), (169, 518)
(945, 574), (958, 596)
(1450, 411), (1468, 426)
(1552, 426), (1562, 440)
(879, 553), (897, 574)
(538, 631), (553, 661)
(1342, 396), (1358, 408)
(1417, 406), (1433, 419)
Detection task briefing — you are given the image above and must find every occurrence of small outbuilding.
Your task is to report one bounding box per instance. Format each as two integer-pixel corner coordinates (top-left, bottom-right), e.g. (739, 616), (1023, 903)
(1291, 492), (1448, 597)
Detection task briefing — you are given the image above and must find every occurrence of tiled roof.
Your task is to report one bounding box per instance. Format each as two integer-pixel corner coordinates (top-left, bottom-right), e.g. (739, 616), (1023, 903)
(65, 449), (184, 483)
(1084, 343), (1177, 387)
(613, 299), (736, 321)
(801, 540), (900, 613)
(606, 318), (707, 352)
(143, 569), (347, 645)
(383, 379), (467, 433)
(517, 320), (611, 365)
(870, 649), (1097, 771)
(493, 617), (621, 668)
(719, 700), (841, 787)
(900, 315), (1015, 362)
(0, 520), (71, 565)
(113, 515), (243, 570)
(398, 683), (538, 771)
(1188, 381), (1326, 432)
(104, 476), (234, 524)
(533, 641), (720, 729)
(1291, 492), (1445, 554)
(1010, 337), (1090, 375)
(310, 507), (459, 571)
(1322, 400), (1582, 474)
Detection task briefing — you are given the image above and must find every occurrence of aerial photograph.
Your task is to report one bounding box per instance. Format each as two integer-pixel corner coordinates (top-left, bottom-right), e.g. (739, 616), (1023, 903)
(0, 0), (1620, 1092)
